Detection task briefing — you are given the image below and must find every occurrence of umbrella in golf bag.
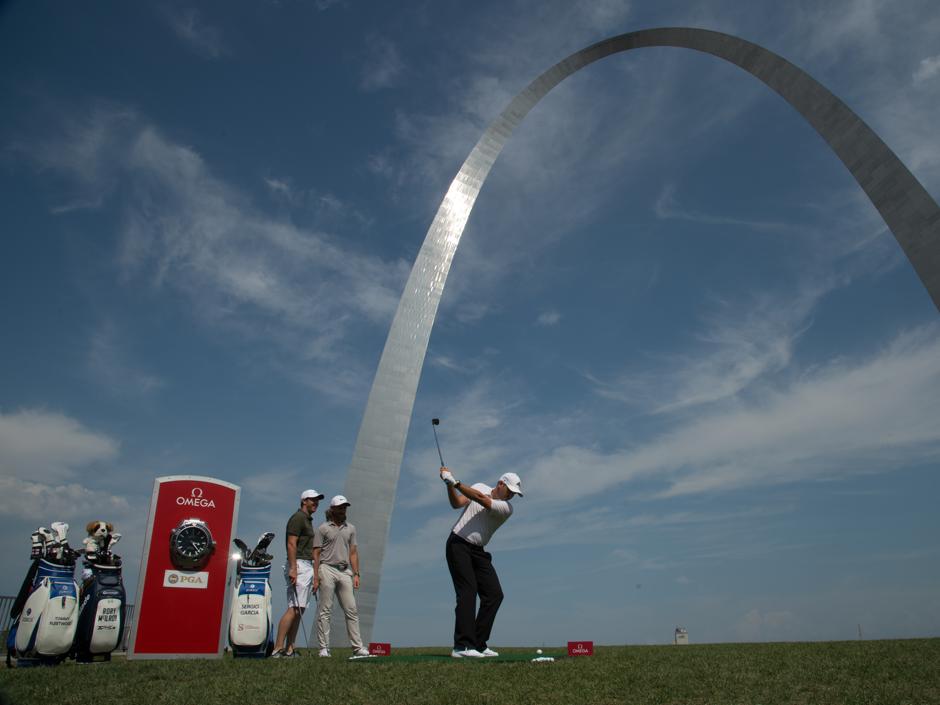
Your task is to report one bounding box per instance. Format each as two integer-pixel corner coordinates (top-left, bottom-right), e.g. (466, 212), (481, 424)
(228, 532), (275, 658)
(6, 523), (80, 667)
(73, 523), (126, 663)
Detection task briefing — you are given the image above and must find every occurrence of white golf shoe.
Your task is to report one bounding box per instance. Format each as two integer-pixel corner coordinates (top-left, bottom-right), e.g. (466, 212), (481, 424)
(451, 648), (485, 658)
(318, 648), (331, 657)
(353, 648), (372, 657)
(481, 648), (499, 657)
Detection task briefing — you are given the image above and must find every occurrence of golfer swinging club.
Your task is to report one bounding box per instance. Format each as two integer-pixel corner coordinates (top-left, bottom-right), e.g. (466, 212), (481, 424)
(440, 465), (523, 658)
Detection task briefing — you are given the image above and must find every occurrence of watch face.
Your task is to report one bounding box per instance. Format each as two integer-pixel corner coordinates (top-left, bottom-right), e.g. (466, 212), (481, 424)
(175, 526), (210, 558)
(170, 519), (215, 570)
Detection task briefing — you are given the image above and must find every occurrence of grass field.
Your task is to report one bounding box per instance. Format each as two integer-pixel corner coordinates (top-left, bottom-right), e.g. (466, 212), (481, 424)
(2, 639), (938, 705)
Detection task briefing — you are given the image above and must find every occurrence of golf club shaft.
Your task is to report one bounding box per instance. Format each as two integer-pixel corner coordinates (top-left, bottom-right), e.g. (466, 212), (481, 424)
(432, 424), (445, 466)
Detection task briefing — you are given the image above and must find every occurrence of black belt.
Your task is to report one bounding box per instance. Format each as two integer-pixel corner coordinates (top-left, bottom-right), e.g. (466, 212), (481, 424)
(327, 562), (349, 570)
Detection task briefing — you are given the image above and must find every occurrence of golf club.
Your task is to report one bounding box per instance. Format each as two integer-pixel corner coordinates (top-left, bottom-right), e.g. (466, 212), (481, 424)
(292, 583), (309, 649)
(431, 418), (445, 466)
(233, 538), (250, 562)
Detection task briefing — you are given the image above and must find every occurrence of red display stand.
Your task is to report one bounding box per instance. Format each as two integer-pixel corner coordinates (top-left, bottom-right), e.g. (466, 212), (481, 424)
(128, 476), (240, 659)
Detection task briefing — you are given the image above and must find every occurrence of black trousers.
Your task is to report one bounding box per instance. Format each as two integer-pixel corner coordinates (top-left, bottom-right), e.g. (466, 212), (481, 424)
(445, 533), (503, 651)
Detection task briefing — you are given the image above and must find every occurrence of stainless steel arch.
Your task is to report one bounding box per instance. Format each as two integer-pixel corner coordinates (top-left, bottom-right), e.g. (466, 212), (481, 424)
(344, 27), (940, 642)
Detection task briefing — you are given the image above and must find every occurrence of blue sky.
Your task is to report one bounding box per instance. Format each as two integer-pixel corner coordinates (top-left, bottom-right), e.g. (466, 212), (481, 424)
(1, 0), (939, 647)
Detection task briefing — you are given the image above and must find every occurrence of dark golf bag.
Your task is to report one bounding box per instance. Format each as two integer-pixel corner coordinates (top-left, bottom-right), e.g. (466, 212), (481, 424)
(74, 561), (126, 662)
(7, 559), (79, 666)
(228, 563), (274, 657)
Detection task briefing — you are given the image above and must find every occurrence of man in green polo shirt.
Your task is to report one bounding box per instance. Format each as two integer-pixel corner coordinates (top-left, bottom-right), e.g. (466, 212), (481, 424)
(272, 488), (323, 657)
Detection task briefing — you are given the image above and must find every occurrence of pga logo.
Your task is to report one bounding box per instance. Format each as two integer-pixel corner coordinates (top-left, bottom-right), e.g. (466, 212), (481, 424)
(176, 487), (216, 509)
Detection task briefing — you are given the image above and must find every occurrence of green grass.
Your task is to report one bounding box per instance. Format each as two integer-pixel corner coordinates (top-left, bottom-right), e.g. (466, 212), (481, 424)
(2, 640), (939, 705)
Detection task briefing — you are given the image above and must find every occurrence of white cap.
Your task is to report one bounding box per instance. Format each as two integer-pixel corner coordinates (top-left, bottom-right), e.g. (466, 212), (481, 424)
(301, 489), (324, 502)
(330, 495), (351, 507)
(499, 472), (523, 497)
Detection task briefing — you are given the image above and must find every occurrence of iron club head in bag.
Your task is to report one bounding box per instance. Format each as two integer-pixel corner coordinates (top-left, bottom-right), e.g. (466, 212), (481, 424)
(248, 532), (275, 566)
(233, 538), (250, 562)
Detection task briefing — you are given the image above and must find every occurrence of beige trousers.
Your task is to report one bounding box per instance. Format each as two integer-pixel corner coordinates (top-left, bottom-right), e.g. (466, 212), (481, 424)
(316, 563), (363, 650)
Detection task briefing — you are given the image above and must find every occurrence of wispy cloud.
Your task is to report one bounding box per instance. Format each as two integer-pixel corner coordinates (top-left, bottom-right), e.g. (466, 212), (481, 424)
(530, 325), (940, 502)
(22, 106), (409, 402)
(165, 8), (226, 59)
(87, 321), (165, 397)
(360, 37), (405, 92)
(588, 283), (825, 414)
(654, 184), (791, 232)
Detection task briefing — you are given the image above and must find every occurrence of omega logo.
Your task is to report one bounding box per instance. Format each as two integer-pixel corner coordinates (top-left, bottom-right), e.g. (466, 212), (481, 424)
(176, 487), (216, 508)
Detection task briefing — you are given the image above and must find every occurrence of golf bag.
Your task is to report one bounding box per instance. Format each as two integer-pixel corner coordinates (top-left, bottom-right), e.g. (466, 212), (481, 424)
(74, 561), (126, 662)
(228, 533), (275, 658)
(7, 558), (79, 667)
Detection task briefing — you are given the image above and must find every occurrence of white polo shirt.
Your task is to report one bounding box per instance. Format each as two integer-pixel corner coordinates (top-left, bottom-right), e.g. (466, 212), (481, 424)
(451, 483), (513, 547)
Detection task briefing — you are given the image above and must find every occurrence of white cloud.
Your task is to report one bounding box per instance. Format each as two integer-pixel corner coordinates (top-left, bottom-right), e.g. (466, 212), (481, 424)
(0, 476), (130, 522)
(913, 55), (940, 85)
(360, 37), (405, 92)
(536, 310), (561, 327)
(165, 8), (226, 59)
(0, 409), (119, 484)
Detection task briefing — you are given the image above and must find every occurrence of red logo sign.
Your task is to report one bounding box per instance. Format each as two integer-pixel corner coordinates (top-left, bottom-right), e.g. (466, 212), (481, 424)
(369, 642), (391, 656)
(568, 641), (594, 656)
(129, 476), (240, 659)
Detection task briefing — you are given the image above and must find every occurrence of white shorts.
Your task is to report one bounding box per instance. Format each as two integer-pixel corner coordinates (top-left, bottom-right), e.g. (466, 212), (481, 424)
(285, 559), (314, 609)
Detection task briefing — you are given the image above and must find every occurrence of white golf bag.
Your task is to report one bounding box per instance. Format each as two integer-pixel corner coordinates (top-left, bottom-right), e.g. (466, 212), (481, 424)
(228, 533), (276, 658)
(8, 558), (80, 666)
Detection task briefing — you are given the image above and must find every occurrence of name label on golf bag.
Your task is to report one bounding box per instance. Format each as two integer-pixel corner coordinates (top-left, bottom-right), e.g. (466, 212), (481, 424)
(229, 566), (272, 651)
(15, 561), (79, 657)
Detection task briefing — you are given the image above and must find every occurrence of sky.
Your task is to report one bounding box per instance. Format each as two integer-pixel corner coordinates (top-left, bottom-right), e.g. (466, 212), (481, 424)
(1, 0), (938, 647)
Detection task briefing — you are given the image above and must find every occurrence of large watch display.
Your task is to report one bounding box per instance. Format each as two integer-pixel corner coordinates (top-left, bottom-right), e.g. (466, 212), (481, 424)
(169, 519), (216, 570)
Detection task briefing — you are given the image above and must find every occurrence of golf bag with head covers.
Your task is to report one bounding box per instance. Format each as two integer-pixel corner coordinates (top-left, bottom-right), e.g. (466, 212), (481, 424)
(6, 524), (80, 667)
(228, 532), (275, 657)
(73, 523), (126, 662)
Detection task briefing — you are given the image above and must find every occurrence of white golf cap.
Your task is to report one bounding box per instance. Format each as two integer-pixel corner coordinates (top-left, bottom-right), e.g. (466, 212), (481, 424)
(301, 489), (324, 501)
(330, 494), (351, 507)
(499, 472), (523, 497)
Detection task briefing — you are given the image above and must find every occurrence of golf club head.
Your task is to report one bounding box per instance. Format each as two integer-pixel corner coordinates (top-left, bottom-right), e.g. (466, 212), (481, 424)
(51, 521), (69, 543)
(249, 531), (275, 562)
(30, 531), (44, 559)
(432, 418), (440, 425)
(108, 532), (122, 549)
(82, 536), (98, 559)
(233, 538), (250, 558)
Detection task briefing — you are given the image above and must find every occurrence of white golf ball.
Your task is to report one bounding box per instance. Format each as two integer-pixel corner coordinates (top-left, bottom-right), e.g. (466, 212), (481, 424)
(536, 649), (543, 654)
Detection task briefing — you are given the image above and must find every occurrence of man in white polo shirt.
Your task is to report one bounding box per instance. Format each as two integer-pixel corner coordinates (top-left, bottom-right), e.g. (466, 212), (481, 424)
(439, 465), (523, 658)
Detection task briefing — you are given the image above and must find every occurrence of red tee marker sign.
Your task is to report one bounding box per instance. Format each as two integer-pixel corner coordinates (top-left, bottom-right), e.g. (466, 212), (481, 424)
(568, 641), (594, 656)
(369, 642), (391, 656)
